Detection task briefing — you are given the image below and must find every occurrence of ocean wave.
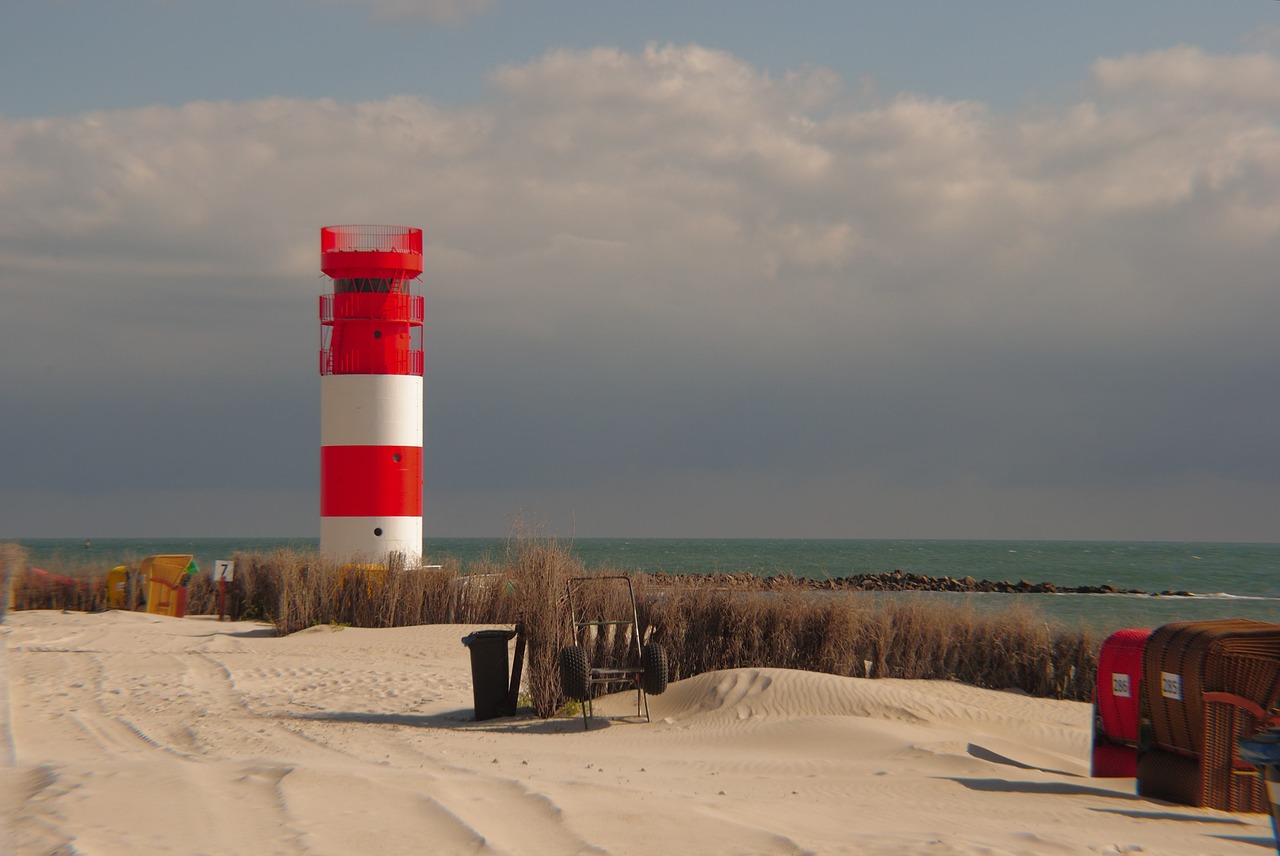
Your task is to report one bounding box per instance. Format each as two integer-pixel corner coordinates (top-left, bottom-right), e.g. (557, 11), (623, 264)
(1195, 592), (1280, 601)
(1050, 591), (1280, 601)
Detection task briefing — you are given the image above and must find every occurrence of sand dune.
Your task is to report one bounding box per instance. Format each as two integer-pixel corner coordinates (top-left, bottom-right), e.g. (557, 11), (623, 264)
(1, 610), (1273, 855)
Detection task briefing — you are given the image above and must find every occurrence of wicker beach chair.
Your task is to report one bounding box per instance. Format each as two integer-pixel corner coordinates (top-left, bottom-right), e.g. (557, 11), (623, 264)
(1137, 619), (1280, 812)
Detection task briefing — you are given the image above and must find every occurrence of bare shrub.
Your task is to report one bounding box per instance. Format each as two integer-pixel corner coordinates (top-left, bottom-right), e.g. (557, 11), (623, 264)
(506, 535), (580, 718)
(1, 542), (25, 620)
(630, 584), (1096, 700)
(382, 559), (466, 625)
(4, 547), (108, 613)
(227, 549), (520, 635)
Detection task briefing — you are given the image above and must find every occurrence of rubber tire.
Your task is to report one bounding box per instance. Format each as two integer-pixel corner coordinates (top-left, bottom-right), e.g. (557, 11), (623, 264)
(641, 642), (669, 695)
(559, 645), (590, 701)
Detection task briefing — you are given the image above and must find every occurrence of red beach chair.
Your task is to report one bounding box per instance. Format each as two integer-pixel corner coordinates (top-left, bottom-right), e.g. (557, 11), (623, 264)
(1092, 628), (1152, 777)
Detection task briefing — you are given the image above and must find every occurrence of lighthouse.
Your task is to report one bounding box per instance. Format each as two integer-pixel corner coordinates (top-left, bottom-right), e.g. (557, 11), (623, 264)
(318, 225), (424, 563)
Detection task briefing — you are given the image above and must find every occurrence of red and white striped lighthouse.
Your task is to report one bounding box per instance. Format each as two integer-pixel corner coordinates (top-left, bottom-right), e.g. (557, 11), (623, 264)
(318, 225), (424, 562)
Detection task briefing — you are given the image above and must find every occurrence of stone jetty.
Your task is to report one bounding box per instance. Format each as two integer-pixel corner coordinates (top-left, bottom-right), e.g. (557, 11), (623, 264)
(642, 570), (1195, 597)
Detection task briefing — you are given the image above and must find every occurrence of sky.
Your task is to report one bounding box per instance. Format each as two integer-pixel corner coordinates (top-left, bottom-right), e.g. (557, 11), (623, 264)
(2, 2), (1279, 542)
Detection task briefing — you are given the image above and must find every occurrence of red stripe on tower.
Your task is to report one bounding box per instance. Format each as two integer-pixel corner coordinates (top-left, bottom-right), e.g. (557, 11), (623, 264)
(320, 446), (422, 517)
(319, 225), (424, 562)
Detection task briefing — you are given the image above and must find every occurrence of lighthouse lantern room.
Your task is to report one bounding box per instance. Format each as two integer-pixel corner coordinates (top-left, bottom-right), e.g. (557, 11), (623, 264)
(318, 225), (425, 562)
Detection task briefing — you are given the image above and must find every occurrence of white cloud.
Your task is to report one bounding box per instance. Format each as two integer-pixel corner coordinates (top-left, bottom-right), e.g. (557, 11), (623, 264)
(1094, 45), (1280, 109)
(2, 42), (1279, 537)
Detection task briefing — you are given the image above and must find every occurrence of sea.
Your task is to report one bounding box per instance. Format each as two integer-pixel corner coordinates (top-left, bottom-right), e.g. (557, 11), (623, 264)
(11, 537), (1279, 636)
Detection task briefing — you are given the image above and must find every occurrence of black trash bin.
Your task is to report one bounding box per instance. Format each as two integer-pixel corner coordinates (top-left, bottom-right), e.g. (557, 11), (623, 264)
(461, 629), (517, 720)
(1240, 727), (1280, 855)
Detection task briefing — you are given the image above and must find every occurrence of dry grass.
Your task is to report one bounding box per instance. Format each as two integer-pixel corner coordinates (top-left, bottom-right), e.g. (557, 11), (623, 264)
(2, 539), (1098, 711)
(1, 542), (24, 621)
(504, 537), (577, 717)
(217, 550), (517, 636)
(633, 582), (1095, 699)
(4, 546), (108, 613)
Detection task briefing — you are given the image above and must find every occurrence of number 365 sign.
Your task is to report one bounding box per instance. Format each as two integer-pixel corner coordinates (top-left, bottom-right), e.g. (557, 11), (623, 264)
(1161, 671), (1183, 701)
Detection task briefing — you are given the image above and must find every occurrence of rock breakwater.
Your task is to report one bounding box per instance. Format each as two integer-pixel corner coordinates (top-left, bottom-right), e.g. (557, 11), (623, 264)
(643, 571), (1195, 597)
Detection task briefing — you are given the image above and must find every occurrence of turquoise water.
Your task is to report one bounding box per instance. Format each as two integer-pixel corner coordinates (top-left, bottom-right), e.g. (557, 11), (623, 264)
(11, 537), (1279, 634)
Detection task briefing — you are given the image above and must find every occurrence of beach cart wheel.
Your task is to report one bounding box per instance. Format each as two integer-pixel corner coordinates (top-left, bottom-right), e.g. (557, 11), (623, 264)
(641, 642), (669, 695)
(559, 645), (590, 701)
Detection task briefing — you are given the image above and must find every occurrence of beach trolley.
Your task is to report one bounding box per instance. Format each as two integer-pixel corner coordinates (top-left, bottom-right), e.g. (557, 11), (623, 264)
(1092, 628), (1152, 777)
(1137, 619), (1280, 812)
(559, 575), (670, 730)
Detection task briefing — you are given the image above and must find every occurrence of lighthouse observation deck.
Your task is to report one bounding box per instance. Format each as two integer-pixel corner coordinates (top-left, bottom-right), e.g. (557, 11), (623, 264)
(320, 225), (423, 284)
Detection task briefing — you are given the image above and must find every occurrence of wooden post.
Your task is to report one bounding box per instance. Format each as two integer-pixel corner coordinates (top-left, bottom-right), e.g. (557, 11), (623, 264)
(507, 621), (526, 715)
(213, 560), (234, 622)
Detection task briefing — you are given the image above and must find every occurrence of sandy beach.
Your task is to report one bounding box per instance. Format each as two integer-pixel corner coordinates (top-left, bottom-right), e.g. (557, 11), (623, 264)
(0, 610), (1273, 855)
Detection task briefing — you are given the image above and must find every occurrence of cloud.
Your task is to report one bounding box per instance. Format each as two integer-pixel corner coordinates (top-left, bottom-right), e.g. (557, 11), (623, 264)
(2, 43), (1278, 538)
(1094, 45), (1280, 109)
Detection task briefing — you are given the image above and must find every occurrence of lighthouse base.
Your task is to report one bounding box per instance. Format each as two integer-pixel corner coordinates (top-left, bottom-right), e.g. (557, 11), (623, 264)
(321, 516), (422, 565)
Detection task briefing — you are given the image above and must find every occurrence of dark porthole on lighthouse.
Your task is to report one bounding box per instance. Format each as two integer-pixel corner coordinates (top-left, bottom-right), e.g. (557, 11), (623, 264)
(373, 330), (382, 339)
(392, 453), (401, 462)
(374, 528), (383, 537)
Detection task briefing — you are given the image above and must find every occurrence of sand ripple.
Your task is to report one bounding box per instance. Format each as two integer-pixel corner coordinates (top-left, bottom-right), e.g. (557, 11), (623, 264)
(2, 611), (1271, 855)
